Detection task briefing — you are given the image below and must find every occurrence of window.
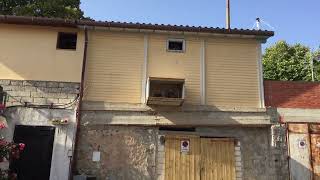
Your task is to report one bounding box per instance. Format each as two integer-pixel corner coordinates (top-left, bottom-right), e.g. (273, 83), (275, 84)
(167, 39), (185, 52)
(147, 77), (185, 106)
(57, 32), (77, 50)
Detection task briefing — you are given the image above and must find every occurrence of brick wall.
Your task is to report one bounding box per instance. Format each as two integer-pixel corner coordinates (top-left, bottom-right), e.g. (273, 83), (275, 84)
(264, 80), (320, 108)
(0, 79), (79, 108)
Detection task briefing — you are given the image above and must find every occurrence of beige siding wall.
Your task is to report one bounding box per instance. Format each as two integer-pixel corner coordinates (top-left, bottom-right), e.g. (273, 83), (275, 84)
(148, 35), (201, 104)
(84, 30), (261, 107)
(84, 31), (144, 103)
(0, 24), (84, 82)
(206, 38), (260, 108)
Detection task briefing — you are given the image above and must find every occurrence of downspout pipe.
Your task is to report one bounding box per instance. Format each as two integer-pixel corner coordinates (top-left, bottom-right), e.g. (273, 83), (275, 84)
(69, 26), (88, 180)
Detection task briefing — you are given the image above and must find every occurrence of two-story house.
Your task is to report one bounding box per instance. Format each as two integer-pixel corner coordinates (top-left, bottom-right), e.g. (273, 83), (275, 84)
(0, 16), (285, 180)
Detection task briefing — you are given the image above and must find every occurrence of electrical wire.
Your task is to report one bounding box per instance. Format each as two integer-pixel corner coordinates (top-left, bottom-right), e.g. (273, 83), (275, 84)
(5, 94), (79, 110)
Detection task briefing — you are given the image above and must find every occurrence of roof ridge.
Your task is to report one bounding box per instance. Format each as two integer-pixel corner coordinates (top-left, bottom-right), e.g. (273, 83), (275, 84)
(0, 15), (274, 37)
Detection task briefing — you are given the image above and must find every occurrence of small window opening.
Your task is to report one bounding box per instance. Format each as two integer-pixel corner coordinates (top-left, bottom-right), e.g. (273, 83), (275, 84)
(57, 32), (77, 50)
(167, 39), (185, 52)
(149, 79), (184, 98)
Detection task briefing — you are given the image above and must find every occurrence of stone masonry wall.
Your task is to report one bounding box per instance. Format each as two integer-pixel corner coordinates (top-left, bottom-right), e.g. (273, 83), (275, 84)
(75, 125), (158, 180)
(0, 79), (79, 107)
(75, 120), (289, 180)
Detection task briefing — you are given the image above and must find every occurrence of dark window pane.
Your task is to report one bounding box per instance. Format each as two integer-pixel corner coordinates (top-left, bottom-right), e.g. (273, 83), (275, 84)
(168, 41), (183, 51)
(57, 32), (77, 50)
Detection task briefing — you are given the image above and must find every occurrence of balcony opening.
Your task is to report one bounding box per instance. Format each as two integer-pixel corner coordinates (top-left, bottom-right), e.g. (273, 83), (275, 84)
(147, 77), (185, 106)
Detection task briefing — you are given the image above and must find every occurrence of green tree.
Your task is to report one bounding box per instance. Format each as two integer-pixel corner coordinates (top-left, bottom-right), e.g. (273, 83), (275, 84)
(0, 0), (84, 19)
(263, 41), (317, 81)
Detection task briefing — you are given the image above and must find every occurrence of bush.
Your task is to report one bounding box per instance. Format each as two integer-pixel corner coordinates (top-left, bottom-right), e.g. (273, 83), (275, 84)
(0, 123), (25, 180)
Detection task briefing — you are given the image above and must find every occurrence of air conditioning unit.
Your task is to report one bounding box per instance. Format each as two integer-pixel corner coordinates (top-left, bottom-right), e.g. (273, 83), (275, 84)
(0, 86), (7, 111)
(147, 77), (185, 106)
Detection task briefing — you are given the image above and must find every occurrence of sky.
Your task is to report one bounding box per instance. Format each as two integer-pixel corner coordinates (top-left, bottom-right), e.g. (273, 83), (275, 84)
(81, 0), (320, 50)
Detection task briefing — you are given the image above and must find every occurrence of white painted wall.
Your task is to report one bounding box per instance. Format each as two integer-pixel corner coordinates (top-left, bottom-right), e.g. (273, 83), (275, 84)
(1, 107), (76, 180)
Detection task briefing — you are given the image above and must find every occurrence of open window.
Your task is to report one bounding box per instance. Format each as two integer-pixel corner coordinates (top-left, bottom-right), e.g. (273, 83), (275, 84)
(147, 77), (185, 106)
(56, 32), (77, 50)
(167, 39), (185, 52)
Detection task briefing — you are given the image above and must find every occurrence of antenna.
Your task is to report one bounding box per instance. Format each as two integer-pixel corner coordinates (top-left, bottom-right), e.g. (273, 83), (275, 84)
(255, 18), (261, 30)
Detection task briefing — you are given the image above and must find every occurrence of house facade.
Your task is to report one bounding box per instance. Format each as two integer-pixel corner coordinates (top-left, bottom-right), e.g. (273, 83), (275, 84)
(0, 15), (289, 180)
(0, 17), (83, 180)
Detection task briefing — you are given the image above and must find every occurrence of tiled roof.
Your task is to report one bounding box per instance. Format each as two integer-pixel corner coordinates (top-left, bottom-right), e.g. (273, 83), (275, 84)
(0, 15), (274, 37)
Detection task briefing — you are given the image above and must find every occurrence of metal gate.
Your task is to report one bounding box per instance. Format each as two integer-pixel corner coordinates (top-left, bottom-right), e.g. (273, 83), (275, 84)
(164, 135), (235, 180)
(288, 123), (320, 180)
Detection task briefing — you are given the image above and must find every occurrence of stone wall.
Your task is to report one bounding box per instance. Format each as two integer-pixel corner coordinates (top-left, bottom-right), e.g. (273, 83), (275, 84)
(75, 125), (158, 180)
(76, 111), (289, 180)
(0, 79), (79, 107)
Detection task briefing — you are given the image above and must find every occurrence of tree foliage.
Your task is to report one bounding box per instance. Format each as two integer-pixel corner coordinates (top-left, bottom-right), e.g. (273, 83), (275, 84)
(263, 41), (320, 81)
(0, 0), (84, 19)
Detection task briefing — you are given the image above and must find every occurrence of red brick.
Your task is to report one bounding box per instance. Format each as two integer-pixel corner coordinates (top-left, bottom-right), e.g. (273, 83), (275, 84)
(264, 81), (320, 109)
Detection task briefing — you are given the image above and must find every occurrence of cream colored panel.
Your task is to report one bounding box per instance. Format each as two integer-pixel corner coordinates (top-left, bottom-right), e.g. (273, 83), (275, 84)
(206, 38), (260, 108)
(0, 24), (84, 82)
(148, 35), (201, 104)
(84, 31), (144, 103)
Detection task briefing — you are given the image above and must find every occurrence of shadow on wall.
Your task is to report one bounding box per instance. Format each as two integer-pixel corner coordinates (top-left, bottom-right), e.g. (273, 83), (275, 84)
(264, 80), (320, 109)
(289, 158), (319, 180)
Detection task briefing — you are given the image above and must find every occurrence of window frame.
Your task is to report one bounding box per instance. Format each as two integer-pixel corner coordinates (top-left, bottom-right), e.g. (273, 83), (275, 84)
(166, 38), (186, 53)
(56, 32), (78, 50)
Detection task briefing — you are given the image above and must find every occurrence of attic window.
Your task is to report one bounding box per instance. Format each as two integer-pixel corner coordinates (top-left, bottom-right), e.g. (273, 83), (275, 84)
(57, 32), (77, 50)
(167, 39), (185, 52)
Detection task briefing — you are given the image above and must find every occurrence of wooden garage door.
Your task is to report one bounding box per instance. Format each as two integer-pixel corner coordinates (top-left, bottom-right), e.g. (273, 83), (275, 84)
(200, 138), (235, 180)
(165, 135), (201, 180)
(165, 136), (235, 180)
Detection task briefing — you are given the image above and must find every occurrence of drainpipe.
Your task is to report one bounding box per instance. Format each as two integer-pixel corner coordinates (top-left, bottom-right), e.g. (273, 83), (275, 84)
(69, 26), (88, 180)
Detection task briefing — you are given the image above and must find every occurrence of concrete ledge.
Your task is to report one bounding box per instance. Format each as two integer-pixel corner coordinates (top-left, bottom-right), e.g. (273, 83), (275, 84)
(81, 110), (272, 126)
(82, 101), (267, 113)
(277, 108), (320, 123)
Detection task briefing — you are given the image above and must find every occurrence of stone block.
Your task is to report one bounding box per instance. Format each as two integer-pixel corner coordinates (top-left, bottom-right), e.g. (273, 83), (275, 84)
(47, 82), (60, 88)
(2, 86), (21, 91)
(61, 87), (79, 94)
(33, 98), (47, 104)
(46, 98), (59, 104)
(10, 80), (23, 86)
(7, 96), (21, 103)
(7, 91), (30, 97)
(67, 94), (78, 99)
(58, 98), (73, 104)
(24, 86), (37, 92)
(59, 82), (80, 89)
(20, 97), (33, 103)
(36, 87), (61, 93)
(0, 80), (11, 85)
(33, 81), (47, 87)
(31, 92), (46, 98)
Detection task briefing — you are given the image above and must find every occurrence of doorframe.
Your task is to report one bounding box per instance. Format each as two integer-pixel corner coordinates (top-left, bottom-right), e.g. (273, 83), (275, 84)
(12, 125), (56, 180)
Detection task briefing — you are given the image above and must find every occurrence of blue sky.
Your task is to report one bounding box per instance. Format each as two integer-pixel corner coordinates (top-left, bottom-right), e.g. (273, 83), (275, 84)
(81, 0), (320, 50)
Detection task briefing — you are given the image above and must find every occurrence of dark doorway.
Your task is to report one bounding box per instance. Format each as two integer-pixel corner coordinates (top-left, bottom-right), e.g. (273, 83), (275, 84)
(10, 125), (55, 180)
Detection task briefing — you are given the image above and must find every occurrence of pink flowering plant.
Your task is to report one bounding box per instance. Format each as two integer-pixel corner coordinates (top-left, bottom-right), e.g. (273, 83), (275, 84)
(0, 123), (25, 180)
